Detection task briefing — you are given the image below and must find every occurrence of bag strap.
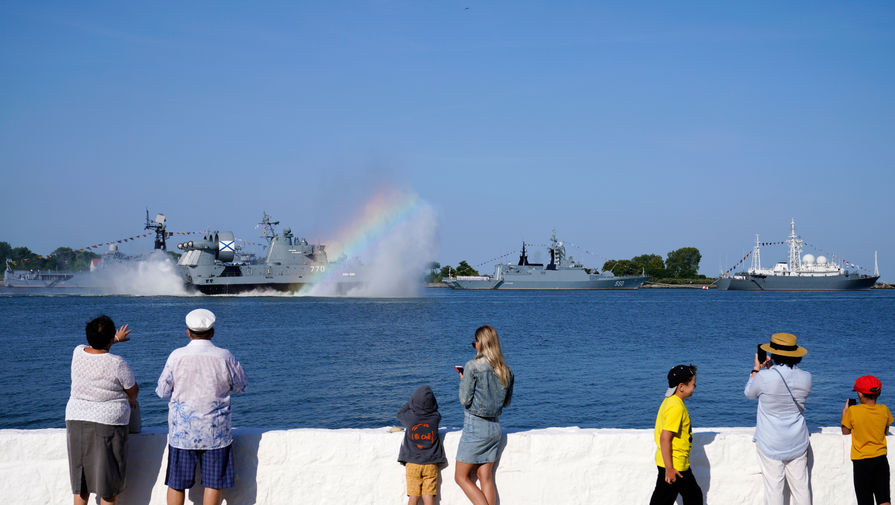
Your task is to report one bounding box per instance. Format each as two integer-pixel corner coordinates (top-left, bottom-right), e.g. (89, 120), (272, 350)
(772, 367), (805, 415)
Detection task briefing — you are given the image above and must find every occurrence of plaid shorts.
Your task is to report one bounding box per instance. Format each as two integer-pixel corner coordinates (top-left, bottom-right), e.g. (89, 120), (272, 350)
(165, 444), (235, 490)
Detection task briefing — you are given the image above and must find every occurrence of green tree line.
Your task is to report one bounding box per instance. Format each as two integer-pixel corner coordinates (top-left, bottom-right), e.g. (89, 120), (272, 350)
(1, 241), (99, 272)
(602, 247), (704, 279)
(425, 261), (480, 282)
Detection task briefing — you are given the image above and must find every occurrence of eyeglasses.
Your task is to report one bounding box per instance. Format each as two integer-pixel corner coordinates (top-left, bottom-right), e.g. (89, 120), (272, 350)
(471, 341), (477, 349)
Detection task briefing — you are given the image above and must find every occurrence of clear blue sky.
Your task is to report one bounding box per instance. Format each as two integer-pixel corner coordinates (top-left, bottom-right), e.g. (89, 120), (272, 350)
(2, 2), (893, 280)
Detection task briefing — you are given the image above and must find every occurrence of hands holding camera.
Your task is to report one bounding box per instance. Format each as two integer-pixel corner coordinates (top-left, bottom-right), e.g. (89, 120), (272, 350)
(751, 346), (771, 376)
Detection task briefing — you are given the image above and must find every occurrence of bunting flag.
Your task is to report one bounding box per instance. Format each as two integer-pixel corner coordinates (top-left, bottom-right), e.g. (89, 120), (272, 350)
(236, 238), (269, 249)
(474, 250), (515, 268)
(720, 250), (752, 278)
(718, 240), (872, 276)
(10, 231), (207, 261)
(566, 243), (612, 264)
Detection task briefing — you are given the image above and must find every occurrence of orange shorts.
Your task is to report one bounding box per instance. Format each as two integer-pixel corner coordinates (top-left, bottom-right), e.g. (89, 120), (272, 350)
(405, 462), (438, 496)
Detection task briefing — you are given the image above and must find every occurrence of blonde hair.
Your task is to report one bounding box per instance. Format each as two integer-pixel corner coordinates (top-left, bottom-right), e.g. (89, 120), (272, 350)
(475, 324), (511, 387)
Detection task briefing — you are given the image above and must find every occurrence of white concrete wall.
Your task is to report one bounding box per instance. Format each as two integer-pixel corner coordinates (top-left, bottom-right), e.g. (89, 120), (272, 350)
(1, 426), (891, 504)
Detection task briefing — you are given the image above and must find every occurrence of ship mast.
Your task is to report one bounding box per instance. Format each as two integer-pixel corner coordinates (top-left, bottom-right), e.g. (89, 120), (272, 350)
(145, 209), (168, 251)
(259, 211), (280, 243)
(788, 218), (802, 272)
(751, 233), (761, 273)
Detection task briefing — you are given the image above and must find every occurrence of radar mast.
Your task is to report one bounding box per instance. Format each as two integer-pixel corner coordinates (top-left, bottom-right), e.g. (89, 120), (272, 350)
(145, 209), (167, 251)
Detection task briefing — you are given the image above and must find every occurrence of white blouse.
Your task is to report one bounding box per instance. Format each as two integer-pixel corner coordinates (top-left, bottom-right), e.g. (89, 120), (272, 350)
(65, 345), (136, 426)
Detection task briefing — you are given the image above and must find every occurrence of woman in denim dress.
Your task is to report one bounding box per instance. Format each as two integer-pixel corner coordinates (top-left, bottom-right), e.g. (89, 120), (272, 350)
(454, 324), (514, 505)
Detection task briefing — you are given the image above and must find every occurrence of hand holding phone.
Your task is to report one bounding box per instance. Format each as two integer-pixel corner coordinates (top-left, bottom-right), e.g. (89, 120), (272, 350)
(847, 398), (858, 407)
(454, 365), (464, 377)
(756, 344), (768, 366)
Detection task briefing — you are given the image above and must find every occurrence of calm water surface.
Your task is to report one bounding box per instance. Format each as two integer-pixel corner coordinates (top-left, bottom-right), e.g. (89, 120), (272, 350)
(1, 289), (892, 431)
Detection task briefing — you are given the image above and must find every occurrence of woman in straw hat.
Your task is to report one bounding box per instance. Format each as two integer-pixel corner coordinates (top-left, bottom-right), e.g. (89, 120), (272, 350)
(745, 332), (813, 505)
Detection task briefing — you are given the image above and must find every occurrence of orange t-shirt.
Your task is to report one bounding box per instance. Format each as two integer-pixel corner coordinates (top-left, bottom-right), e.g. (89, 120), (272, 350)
(842, 403), (893, 460)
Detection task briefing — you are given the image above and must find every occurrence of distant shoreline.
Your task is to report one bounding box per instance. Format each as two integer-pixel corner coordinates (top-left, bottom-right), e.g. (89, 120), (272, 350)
(427, 281), (893, 289)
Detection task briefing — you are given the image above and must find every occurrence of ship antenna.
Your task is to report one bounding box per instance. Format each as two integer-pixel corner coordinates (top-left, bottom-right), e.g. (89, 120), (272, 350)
(260, 211), (280, 242)
(788, 218), (802, 271)
(751, 233), (761, 273)
(145, 209), (167, 251)
(875, 251), (879, 276)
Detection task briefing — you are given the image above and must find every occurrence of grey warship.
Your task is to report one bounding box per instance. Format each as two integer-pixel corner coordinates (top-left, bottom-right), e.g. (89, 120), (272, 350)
(716, 219), (879, 291)
(176, 212), (360, 294)
(443, 231), (650, 290)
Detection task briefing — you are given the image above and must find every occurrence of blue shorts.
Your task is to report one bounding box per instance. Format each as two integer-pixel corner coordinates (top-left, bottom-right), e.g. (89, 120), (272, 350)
(164, 445), (235, 490)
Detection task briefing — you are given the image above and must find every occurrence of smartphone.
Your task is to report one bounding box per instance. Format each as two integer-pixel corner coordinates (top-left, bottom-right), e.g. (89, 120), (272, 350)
(848, 398), (858, 407)
(756, 344), (767, 364)
(454, 365), (464, 376)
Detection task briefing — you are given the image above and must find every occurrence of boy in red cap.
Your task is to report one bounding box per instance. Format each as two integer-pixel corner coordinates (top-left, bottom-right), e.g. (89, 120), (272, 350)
(841, 375), (893, 505)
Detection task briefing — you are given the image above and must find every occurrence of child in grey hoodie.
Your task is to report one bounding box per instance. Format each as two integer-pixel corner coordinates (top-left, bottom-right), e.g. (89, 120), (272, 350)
(397, 385), (446, 505)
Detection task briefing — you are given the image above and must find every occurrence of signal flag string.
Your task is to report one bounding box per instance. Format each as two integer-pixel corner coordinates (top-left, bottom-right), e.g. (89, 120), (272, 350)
(7, 231), (207, 264)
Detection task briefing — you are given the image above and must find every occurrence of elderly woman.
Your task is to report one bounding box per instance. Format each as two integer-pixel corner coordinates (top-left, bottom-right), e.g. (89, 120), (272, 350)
(454, 324), (514, 505)
(745, 332), (812, 505)
(65, 315), (139, 505)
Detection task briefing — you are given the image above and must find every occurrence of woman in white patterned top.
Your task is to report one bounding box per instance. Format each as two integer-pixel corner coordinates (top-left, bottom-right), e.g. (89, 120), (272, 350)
(65, 315), (139, 505)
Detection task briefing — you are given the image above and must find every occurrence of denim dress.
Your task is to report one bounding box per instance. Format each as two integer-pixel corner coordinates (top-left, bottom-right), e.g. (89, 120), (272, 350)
(456, 358), (513, 463)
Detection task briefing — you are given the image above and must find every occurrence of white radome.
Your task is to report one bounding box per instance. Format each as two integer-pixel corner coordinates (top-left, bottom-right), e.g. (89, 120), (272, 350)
(802, 254), (816, 265)
(817, 255), (828, 265)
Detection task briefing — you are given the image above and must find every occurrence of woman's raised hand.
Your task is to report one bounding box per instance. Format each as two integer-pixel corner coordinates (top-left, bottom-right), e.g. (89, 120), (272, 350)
(114, 324), (132, 343)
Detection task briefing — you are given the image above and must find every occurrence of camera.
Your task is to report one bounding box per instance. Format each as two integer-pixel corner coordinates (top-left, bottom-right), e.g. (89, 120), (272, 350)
(756, 344), (768, 364)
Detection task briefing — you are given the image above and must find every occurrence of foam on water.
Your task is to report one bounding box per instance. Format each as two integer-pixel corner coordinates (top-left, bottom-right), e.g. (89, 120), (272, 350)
(301, 190), (439, 298)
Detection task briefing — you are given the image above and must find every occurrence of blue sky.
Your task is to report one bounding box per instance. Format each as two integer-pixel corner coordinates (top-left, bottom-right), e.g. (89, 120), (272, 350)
(2, 2), (893, 280)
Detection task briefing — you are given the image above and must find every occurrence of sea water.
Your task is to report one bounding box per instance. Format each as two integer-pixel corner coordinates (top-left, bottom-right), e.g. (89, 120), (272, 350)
(0, 289), (892, 431)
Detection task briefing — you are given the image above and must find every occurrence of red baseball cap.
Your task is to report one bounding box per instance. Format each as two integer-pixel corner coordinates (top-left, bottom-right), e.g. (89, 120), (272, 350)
(853, 375), (882, 395)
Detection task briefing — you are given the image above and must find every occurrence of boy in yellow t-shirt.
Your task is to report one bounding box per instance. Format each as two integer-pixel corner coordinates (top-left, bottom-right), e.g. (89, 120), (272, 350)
(649, 364), (702, 505)
(841, 375), (893, 505)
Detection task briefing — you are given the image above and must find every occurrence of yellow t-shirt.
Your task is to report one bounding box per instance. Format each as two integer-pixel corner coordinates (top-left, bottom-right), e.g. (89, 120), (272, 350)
(842, 403), (893, 460)
(654, 394), (692, 470)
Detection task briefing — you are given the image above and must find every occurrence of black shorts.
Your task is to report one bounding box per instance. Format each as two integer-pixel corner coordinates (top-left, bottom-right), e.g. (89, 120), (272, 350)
(853, 455), (890, 505)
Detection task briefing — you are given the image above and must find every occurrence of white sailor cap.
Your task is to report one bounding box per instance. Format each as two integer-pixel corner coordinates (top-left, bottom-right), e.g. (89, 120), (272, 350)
(185, 308), (216, 332)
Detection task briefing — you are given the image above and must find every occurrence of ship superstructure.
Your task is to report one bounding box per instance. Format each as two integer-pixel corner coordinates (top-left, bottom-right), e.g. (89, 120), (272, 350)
(716, 219), (879, 291)
(443, 230), (650, 290)
(176, 212), (359, 294)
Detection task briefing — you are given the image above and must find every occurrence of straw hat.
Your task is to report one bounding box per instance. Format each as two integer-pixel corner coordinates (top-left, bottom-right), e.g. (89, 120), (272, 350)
(759, 332), (807, 357)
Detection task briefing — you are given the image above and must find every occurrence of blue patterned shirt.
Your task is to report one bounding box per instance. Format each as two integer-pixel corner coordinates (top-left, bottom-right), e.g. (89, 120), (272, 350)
(156, 339), (247, 450)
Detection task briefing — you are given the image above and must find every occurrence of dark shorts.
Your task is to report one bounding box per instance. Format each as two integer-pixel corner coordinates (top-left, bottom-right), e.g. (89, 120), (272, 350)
(165, 444), (235, 490)
(66, 420), (128, 498)
(853, 455), (890, 505)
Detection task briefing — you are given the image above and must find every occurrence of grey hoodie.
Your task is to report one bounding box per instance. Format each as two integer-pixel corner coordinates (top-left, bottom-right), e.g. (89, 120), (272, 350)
(397, 385), (446, 465)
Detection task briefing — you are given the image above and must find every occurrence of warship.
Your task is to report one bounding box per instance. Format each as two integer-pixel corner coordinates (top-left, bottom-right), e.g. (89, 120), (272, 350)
(443, 231), (650, 290)
(3, 211), (169, 291)
(176, 212), (361, 294)
(715, 219), (879, 291)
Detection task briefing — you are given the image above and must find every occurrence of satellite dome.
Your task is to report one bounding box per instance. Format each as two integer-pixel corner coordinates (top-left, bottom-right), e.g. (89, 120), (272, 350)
(802, 254), (815, 265)
(109, 244), (119, 252)
(816, 255), (828, 265)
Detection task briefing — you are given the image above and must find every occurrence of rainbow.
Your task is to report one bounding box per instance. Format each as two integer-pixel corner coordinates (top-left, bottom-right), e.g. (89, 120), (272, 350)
(301, 189), (427, 289)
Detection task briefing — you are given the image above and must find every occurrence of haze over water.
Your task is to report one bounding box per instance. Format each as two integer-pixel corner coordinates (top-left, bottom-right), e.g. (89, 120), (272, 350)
(1, 289), (892, 432)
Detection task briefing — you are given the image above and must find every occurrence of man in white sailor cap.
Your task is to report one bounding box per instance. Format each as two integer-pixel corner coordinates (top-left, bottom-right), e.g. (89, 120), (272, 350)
(156, 309), (247, 505)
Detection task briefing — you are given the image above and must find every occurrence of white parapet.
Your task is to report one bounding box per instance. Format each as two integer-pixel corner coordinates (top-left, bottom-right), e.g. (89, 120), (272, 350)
(0, 426), (890, 504)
